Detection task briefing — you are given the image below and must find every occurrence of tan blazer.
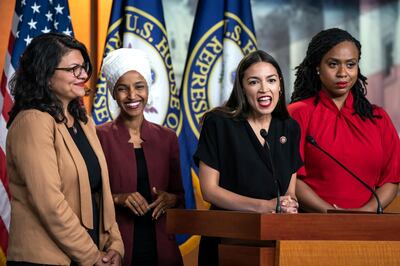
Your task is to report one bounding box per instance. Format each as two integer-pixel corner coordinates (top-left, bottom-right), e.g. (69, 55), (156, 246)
(6, 110), (124, 265)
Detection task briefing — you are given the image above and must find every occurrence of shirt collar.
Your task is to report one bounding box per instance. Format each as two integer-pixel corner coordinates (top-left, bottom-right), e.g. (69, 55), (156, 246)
(115, 115), (152, 142)
(319, 89), (354, 114)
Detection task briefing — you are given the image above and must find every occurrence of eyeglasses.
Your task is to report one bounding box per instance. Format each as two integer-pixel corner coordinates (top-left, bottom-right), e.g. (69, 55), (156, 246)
(55, 64), (89, 79)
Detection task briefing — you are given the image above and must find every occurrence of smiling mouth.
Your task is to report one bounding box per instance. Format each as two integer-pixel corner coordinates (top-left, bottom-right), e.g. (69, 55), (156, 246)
(125, 102), (141, 109)
(75, 82), (86, 87)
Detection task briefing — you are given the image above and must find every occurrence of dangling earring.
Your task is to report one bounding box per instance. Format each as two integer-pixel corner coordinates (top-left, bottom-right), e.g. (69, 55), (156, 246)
(316, 69), (320, 75)
(279, 89), (283, 95)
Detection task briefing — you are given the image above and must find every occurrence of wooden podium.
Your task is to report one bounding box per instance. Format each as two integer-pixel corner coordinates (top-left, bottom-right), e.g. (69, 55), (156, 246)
(167, 209), (400, 266)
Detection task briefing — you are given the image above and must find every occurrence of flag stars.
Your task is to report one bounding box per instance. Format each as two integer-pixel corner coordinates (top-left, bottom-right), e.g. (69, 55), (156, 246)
(24, 35), (33, 45)
(63, 28), (72, 36)
(31, 2), (41, 14)
(54, 4), (64, 14)
(53, 20), (59, 30)
(16, 31), (20, 38)
(42, 26), (51, 34)
(19, 14), (23, 22)
(45, 11), (53, 21)
(21, 0), (26, 6)
(27, 19), (37, 29)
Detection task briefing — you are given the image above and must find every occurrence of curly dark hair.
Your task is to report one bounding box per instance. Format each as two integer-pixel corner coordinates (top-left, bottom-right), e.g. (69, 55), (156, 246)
(7, 32), (92, 127)
(212, 50), (289, 120)
(290, 28), (378, 121)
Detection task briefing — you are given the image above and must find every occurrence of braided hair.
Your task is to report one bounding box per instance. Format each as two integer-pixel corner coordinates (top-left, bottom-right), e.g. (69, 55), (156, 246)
(291, 28), (378, 121)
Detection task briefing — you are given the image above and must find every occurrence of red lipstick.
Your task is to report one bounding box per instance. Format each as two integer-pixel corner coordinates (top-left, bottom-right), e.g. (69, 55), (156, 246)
(336, 82), (348, 88)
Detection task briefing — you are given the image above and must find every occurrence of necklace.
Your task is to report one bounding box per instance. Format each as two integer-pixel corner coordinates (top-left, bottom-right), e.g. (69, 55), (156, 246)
(72, 125), (78, 134)
(248, 120), (269, 135)
(66, 123), (78, 134)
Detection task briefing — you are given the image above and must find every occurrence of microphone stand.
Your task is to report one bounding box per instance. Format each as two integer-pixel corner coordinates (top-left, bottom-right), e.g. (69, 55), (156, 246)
(306, 135), (383, 214)
(274, 179), (282, 213)
(260, 129), (281, 213)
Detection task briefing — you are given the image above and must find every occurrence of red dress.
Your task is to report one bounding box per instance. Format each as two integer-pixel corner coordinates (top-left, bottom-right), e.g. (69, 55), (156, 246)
(288, 90), (400, 208)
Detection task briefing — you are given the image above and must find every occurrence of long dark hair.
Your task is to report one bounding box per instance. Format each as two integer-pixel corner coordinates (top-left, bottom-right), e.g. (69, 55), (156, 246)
(291, 28), (377, 121)
(7, 32), (92, 127)
(212, 50), (289, 120)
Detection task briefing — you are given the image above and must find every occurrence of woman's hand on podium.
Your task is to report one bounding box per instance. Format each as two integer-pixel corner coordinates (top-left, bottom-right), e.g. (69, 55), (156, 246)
(280, 195), (299, 213)
(258, 196), (298, 213)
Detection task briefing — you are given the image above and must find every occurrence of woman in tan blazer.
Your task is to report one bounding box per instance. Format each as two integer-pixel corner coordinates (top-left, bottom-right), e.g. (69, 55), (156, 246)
(6, 33), (124, 265)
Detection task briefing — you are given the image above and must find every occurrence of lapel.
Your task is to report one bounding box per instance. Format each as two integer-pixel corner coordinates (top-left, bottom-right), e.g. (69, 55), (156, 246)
(115, 116), (137, 192)
(56, 122), (93, 229)
(140, 119), (157, 193)
(80, 118), (115, 231)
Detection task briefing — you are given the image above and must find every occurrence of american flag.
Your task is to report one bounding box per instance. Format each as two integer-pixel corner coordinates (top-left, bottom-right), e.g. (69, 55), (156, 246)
(0, 0), (73, 262)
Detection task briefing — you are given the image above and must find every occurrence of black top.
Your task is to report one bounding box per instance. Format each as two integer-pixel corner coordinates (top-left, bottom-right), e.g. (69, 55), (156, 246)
(67, 121), (101, 247)
(132, 148), (157, 265)
(194, 112), (303, 202)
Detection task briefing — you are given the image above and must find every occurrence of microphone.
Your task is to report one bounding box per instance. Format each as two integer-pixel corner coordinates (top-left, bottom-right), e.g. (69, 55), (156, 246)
(306, 135), (383, 214)
(260, 129), (281, 213)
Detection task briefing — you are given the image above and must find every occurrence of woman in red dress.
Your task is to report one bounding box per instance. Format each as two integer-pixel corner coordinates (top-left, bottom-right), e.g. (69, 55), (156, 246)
(288, 28), (400, 213)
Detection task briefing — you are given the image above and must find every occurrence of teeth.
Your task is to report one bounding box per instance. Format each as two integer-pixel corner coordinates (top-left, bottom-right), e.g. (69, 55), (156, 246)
(258, 96), (271, 102)
(126, 102), (140, 108)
